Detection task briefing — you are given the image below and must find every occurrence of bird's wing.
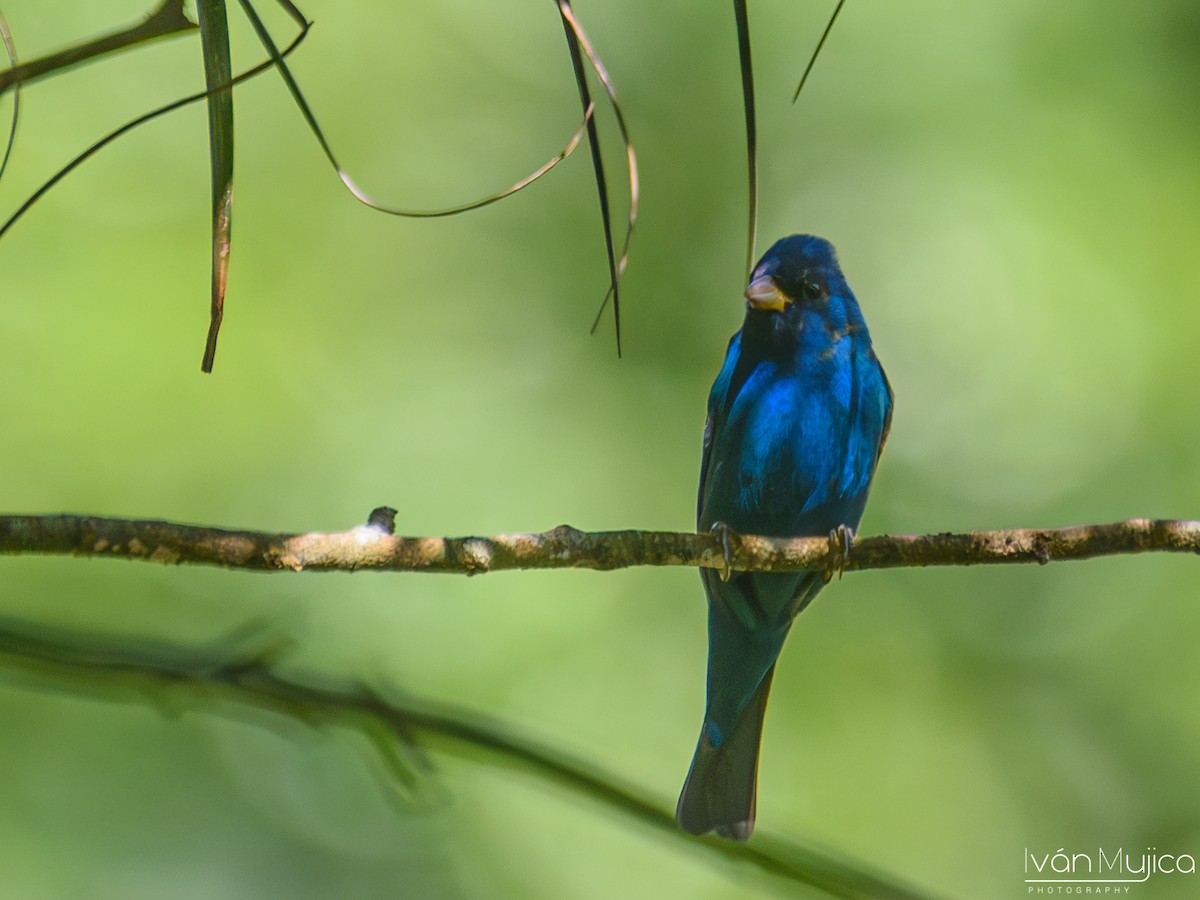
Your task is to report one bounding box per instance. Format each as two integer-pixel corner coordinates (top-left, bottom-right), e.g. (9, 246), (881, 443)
(697, 411), (716, 523)
(875, 349), (895, 454)
(698, 332), (742, 523)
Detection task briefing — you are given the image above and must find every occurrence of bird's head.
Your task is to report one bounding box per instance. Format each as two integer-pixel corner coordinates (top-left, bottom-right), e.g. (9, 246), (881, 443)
(744, 234), (843, 313)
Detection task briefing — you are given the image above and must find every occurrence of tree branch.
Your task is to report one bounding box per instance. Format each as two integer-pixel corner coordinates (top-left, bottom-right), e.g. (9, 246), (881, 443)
(1, 513), (1197, 575)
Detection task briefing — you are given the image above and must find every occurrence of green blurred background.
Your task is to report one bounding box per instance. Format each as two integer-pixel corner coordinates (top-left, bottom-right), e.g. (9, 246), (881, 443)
(2, 1), (1199, 897)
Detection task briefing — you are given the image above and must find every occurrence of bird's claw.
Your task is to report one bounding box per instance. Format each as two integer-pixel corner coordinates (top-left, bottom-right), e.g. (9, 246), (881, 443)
(711, 521), (735, 582)
(826, 524), (854, 581)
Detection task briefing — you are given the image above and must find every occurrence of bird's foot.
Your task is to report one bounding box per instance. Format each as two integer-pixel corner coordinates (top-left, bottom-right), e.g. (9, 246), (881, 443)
(826, 524), (854, 581)
(710, 521), (735, 582)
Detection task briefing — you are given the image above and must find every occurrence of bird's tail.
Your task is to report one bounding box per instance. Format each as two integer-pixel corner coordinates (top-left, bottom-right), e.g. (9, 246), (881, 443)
(675, 664), (777, 841)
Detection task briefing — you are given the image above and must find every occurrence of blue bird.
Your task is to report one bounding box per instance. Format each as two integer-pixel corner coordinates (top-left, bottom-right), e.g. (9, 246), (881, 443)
(676, 235), (893, 840)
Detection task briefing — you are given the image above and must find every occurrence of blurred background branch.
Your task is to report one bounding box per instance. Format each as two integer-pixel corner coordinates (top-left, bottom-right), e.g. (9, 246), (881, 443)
(0, 614), (933, 900)
(1, 513), (1197, 575)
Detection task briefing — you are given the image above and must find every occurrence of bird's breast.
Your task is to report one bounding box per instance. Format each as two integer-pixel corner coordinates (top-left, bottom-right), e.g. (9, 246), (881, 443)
(705, 351), (854, 533)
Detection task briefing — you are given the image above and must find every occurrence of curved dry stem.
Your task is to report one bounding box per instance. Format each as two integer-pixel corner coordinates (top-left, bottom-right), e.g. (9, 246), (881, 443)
(558, 0), (639, 354)
(235, 0), (603, 219)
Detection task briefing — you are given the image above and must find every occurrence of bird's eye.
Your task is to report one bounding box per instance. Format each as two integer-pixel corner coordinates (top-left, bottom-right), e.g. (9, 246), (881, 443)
(800, 278), (825, 301)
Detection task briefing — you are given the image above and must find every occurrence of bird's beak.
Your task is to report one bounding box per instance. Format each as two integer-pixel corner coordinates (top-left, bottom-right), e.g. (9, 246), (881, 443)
(744, 274), (788, 311)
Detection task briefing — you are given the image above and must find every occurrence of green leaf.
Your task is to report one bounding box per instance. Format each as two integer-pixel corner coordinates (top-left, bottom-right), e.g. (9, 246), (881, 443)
(198, 0), (235, 373)
(557, 0), (638, 355)
(733, 0), (758, 281)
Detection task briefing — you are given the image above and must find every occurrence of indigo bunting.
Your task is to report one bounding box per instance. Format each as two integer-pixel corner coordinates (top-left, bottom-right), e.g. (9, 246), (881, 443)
(676, 235), (893, 840)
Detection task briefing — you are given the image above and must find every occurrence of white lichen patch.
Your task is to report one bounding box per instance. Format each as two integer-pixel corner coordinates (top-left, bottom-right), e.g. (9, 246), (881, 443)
(353, 525), (386, 545)
(461, 538), (492, 570)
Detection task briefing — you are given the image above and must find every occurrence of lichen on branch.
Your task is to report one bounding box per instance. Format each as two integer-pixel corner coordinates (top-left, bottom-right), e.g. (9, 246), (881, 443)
(1, 514), (1197, 576)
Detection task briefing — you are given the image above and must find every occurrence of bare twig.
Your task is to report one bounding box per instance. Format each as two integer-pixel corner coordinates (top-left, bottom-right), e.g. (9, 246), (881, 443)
(1, 514), (1196, 575)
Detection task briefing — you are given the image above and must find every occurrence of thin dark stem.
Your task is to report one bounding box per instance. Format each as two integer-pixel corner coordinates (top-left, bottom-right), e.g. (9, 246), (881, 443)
(0, 26), (310, 241)
(733, 1), (757, 281)
(558, 0), (622, 356)
(0, 0), (195, 95)
(792, 0), (847, 103)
